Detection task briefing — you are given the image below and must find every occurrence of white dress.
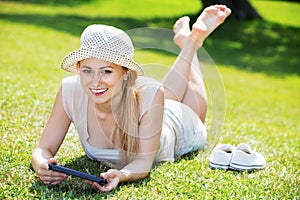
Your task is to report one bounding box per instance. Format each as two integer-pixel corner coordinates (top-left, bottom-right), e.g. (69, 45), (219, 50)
(61, 75), (206, 165)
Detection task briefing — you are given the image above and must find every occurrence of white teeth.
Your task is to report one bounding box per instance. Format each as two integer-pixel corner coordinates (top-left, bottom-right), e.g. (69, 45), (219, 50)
(91, 88), (107, 93)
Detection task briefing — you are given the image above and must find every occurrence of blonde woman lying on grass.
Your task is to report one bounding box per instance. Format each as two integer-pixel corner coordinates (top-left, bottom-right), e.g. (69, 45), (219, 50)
(31, 5), (231, 192)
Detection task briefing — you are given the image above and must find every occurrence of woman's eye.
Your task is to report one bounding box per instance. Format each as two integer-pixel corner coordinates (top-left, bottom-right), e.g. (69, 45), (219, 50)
(101, 70), (112, 74)
(82, 69), (91, 73)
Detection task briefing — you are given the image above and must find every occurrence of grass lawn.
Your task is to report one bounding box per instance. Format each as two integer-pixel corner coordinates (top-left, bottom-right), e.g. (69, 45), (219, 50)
(1, 0), (299, 199)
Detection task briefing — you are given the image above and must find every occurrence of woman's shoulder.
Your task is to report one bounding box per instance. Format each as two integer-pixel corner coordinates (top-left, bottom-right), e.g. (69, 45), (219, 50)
(135, 76), (162, 101)
(61, 75), (87, 121)
(135, 76), (162, 91)
(135, 76), (163, 118)
(62, 75), (82, 92)
(62, 75), (79, 85)
(136, 75), (160, 83)
(61, 75), (85, 100)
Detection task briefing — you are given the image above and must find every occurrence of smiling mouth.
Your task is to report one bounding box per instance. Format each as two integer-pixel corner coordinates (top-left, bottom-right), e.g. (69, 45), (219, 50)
(90, 88), (108, 96)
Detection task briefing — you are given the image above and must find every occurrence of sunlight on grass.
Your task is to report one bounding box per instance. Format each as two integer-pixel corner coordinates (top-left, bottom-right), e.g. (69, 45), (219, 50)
(0, 0), (200, 19)
(252, 0), (300, 27)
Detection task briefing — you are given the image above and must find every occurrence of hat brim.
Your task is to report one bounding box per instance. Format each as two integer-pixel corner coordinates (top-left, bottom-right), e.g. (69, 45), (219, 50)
(60, 47), (144, 75)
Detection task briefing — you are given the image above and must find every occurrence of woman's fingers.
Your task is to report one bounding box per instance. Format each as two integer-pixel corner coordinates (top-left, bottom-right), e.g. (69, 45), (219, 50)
(84, 170), (120, 192)
(37, 159), (68, 185)
(39, 171), (68, 184)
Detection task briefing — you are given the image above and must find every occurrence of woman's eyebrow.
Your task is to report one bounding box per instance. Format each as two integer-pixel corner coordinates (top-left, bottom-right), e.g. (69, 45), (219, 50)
(80, 65), (92, 69)
(81, 65), (113, 69)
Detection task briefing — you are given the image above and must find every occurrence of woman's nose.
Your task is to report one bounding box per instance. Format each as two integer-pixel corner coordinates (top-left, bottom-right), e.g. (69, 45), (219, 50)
(92, 72), (103, 85)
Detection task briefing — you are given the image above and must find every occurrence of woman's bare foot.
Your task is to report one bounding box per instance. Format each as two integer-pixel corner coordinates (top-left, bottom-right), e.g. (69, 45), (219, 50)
(173, 16), (191, 49)
(190, 5), (231, 48)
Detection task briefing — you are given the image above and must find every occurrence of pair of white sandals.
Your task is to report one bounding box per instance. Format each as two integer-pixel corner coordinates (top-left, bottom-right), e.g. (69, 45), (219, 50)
(209, 143), (266, 171)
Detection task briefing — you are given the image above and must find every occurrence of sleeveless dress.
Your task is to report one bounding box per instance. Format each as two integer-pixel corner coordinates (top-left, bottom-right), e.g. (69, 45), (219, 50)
(61, 75), (206, 165)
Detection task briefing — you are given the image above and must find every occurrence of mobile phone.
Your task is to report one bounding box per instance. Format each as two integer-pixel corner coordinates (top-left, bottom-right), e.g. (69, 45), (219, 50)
(48, 164), (108, 186)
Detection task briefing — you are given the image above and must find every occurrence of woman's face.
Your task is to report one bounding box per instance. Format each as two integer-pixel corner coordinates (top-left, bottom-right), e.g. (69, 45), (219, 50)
(79, 58), (127, 105)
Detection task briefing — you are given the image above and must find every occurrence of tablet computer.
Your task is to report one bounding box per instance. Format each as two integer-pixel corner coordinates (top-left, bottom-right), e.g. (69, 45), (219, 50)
(48, 164), (108, 186)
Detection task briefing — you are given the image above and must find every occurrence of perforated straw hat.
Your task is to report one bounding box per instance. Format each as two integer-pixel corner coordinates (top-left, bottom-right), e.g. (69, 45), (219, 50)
(60, 24), (144, 75)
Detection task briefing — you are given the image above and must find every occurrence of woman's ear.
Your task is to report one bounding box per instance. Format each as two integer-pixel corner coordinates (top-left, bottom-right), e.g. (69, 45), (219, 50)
(124, 70), (131, 81)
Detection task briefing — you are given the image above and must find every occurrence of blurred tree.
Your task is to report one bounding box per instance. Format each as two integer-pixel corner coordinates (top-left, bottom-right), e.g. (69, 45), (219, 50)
(194, 0), (263, 21)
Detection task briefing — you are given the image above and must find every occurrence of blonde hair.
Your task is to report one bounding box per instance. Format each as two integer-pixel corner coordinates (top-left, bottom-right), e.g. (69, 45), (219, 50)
(113, 70), (140, 168)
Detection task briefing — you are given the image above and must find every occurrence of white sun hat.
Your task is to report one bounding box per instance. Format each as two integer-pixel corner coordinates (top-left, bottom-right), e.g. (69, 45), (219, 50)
(60, 24), (144, 75)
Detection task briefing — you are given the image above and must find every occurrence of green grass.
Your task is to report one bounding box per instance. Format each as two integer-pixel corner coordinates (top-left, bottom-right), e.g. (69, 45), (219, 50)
(1, 0), (299, 199)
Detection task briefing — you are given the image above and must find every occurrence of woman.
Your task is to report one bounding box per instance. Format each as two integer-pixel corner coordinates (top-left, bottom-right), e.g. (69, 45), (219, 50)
(31, 5), (231, 192)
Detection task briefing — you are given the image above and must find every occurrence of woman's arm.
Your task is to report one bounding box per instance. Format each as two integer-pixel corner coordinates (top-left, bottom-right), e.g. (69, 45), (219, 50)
(121, 86), (165, 179)
(92, 86), (165, 192)
(31, 86), (71, 185)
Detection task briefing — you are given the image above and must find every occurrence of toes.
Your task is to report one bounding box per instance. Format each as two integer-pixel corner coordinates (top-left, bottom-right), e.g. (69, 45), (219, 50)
(173, 16), (190, 33)
(181, 16), (190, 22)
(224, 8), (232, 17)
(204, 4), (231, 17)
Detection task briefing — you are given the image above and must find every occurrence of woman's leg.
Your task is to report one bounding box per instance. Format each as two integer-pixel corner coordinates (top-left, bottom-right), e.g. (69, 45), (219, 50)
(166, 16), (208, 122)
(162, 5), (231, 123)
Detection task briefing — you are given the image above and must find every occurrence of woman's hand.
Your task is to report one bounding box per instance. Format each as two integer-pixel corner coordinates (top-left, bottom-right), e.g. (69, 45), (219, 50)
(85, 169), (122, 192)
(36, 158), (68, 185)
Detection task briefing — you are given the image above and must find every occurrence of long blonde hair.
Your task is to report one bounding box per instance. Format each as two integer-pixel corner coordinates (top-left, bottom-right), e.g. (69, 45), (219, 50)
(113, 70), (140, 168)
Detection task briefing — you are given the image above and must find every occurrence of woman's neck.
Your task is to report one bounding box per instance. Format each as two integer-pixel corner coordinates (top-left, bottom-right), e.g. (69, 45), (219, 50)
(92, 93), (123, 120)
(92, 103), (112, 119)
